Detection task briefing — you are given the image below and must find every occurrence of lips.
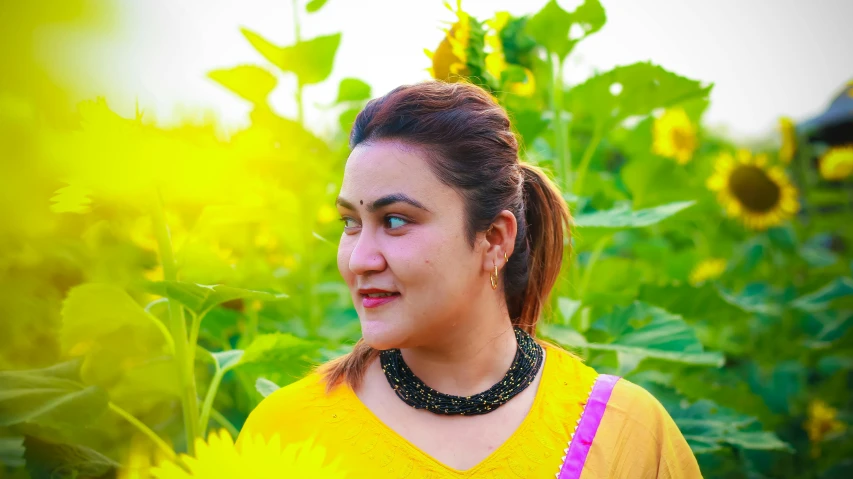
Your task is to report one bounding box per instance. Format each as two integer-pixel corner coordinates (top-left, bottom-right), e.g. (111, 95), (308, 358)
(358, 289), (400, 309)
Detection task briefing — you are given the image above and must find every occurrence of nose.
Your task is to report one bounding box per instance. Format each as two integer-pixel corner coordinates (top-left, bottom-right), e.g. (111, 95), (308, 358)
(348, 228), (387, 276)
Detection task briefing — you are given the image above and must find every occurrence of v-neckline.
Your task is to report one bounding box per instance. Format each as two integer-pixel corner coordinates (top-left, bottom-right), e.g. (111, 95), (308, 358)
(342, 344), (552, 475)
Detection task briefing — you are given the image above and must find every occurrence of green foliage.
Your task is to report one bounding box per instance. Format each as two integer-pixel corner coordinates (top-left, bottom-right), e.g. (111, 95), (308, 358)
(241, 28), (341, 86)
(23, 435), (119, 479)
(573, 200), (694, 228)
(0, 361), (108, 429)
(207, 65), (277, 105)
(525, 0), (605, 60)
(144, 281), (288, 316)
(335, 78), (371, 104)
(565, 61), (713, 129)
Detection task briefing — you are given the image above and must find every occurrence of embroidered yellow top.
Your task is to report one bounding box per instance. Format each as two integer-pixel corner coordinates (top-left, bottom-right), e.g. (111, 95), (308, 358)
(237, 343), (702, 478)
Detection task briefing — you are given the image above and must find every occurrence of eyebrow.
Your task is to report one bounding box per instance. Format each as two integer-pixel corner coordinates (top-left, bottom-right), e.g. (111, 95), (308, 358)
(336, 193), (431, 213)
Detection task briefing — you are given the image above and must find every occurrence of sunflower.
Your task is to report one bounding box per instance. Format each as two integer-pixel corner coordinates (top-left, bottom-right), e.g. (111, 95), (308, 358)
(706, 149), (800, 230)
(151, 429), (349, 479)
(818, 145), (853, 180)
(778, 117), (796, 164)
(689, 258), (727, 286)
(804, 399), (846, 457)
(652, 108), (697, 165)
(425, 1), (471, 81)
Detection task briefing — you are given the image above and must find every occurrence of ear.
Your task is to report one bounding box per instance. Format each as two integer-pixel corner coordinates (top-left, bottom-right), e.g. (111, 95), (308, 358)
(481, 210), (517, 272)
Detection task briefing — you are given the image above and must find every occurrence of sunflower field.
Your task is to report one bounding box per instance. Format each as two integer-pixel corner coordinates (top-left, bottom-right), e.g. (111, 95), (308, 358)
(1, 0), (852, 478)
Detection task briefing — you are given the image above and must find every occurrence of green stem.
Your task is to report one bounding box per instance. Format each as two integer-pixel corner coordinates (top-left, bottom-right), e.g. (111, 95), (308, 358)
(572, 122), (605, 196)
(187, 309), (209, 366)
(109, 402), (177, 462)
(551, 53), (571, 190)
(198, 368), (225, 437)
(210, 408), (240, 439)
(576, 234), (613, 301)
(152, 189), (200, 454)
(144, 312), (175, 354)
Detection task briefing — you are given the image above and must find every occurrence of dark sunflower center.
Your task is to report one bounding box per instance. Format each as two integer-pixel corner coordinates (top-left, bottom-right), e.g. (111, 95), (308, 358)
(672, 128), (692, 151)
(728, 165), (781, 212)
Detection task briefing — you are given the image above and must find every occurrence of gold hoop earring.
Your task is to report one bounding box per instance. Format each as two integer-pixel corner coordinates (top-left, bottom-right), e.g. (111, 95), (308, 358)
(504, 252), (508, 263)
(490, 261), (498, 290)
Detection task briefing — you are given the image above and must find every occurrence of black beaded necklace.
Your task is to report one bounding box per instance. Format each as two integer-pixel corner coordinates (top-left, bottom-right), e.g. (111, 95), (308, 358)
(379, 327), (544, 416)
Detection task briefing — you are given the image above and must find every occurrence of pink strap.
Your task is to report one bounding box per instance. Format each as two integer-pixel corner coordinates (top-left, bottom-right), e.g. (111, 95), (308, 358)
(557, 374), (620, 479)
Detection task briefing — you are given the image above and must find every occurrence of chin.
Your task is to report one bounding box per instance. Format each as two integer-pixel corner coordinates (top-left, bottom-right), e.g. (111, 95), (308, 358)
(359, 319), (407, 351)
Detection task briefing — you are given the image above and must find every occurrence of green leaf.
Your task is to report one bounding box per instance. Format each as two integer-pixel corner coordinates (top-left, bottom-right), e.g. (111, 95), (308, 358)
(208, 65), (277, 104)
(144, 281), (288, 316)
(716, 283), (783, 316)
(0, 437), (24, 468)
(256, 378), (281, 397)
(540, 323), (588, 348)
(619, 152), (699, 209)
(212, 350), (245, 372)
(23, 435), (119, 479)
(574, 200), (694, 228)
(0, 362), (108, 428)
(557, 297), (582, 324)
(240, 333), (316, 368)
(641, 383), (792, 454)
(545, 302), (724, 371)
(335, 77), (371, 103)
(791, 277), (853, 312)
(305, 0), (328, 13)
(565, 62), (712, 128)
(525, 0), (606, 60)
(241, 28), (341, 86)
(60, 283), (166, 355)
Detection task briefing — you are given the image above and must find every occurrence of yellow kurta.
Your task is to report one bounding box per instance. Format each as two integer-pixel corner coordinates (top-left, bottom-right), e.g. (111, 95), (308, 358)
(238, 343), (702, 478)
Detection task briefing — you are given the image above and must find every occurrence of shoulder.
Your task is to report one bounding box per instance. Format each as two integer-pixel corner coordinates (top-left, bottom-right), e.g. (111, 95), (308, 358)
(607, 378), (674, 433)
(590, 379), (704, 477)
(238, 371), (337, 445)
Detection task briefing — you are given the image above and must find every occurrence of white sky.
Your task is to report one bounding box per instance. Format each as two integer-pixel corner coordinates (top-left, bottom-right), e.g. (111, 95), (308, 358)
(41, 0), (853, 141)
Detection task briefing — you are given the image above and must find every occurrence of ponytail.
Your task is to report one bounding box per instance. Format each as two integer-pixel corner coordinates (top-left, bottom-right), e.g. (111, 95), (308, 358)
(511, 163), (573, 335)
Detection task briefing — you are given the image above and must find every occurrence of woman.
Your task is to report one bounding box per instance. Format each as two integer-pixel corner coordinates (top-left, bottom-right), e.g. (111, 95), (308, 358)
(238, 81), (702, 478)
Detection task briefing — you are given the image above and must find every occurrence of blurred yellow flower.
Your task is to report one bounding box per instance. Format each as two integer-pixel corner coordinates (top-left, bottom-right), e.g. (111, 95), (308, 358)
(653, 108), (697, 165)
(689, 258), (727, 285)
(425, 1), (470, 81)
(778, 117), (796, 164)
(818, 145), (853, 180)
(151, 429), (348, 479)
(706, 149), (800, 230)
(804, 400), (845, 457)
(316, 204), (339, 224)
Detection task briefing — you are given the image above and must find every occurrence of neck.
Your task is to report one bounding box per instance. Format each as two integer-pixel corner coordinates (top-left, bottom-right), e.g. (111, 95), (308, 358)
(398, 300), (518, 397)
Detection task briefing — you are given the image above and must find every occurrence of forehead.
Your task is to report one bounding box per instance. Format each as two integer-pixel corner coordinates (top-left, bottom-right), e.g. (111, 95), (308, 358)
(341, 140), (448, 200)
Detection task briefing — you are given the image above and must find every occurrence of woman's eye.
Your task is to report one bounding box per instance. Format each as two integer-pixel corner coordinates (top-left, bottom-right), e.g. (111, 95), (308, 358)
(385, 216), (409, 229)
(340, 217), (359, 229)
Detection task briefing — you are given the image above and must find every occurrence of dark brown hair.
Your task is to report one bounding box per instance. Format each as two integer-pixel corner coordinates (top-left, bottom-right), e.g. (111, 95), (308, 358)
(316, 80), (572, 392)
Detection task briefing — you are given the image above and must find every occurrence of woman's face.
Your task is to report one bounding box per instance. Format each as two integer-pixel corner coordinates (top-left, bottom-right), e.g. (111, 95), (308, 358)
(336, 140), (486, 350)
